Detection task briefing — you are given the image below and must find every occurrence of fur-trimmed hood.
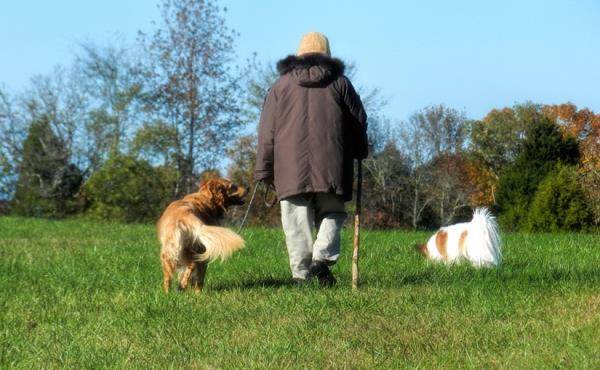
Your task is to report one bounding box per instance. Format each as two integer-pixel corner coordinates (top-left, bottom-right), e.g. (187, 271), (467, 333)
(276, 54), (345, 87)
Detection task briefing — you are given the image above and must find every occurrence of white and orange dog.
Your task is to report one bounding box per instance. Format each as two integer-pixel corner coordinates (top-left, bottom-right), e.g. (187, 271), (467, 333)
(416, 208), (501, 267)
(157, 178), (248, 293)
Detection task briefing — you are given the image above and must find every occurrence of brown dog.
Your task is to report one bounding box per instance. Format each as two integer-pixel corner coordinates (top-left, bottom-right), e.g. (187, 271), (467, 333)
(157, 178), (248, 293)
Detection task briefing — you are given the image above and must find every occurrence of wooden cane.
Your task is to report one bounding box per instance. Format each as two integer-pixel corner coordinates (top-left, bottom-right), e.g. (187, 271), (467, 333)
(352, 160), (363, 290)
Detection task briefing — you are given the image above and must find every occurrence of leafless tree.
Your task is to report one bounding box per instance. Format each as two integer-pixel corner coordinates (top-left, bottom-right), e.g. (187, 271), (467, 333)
(140, 0), (248, 195)
(400, 114), (435, 228)
(362, 142), (411, 227)
(399, 105), (470, 227)
(0, 88), (24, 200)
(74, 41), (145, 172)
(22, 68), (85, 154)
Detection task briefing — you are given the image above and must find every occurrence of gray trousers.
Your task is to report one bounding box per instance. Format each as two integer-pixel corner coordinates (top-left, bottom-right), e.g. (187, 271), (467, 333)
(280, 193), (347, 280)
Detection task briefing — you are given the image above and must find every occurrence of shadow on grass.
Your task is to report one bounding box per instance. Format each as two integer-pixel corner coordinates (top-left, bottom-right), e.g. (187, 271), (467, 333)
(205, 264), (600, 292)
(209, 276), (296, 292)
(388, 264), (600, 288)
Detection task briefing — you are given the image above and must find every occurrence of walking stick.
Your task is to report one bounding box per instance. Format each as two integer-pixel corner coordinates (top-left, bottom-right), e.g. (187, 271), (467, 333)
(352, 160), (363, 290)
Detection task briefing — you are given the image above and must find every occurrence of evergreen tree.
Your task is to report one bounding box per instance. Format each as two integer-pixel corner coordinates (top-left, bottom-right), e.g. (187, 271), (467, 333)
(496, 115), (579, 230)
(12, 117), (82, 217)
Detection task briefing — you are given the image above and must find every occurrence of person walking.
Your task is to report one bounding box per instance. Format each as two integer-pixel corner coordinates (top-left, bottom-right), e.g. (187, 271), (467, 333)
(255, 32), (368, 286)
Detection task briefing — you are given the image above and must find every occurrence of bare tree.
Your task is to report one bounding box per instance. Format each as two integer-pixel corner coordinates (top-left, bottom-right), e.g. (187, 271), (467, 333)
(400, 114), (435, 228)
(242, 59), (276, 125)
(414, 104), (467, 157)
(0, 88), (24, 201)
(74, 41), (144, 172)
(400, 105), (470, 227)
(425, 154), (474, 225)
(140, 0), (247, 194)
(362, 142), (411, 227)
(22, 68), (86, 156)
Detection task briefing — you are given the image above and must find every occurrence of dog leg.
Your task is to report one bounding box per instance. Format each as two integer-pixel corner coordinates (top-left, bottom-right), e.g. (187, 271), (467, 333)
(161, 252), (175, 293)
(178, 262), (196, 290)
(191, 261), (208, 294)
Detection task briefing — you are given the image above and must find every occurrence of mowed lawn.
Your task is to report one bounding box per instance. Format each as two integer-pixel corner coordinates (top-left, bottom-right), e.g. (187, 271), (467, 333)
(1, 216), (599, 369)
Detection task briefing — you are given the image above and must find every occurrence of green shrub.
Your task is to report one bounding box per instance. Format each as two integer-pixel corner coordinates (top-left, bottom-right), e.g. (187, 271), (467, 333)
(83, 155), (177, 223)
(526, 164), (592, 232)
(497, 116), (579, 230)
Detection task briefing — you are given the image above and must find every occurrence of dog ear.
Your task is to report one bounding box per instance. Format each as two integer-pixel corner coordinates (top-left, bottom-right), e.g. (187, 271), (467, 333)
(212, 181), (227, 210)
(199, 179), (226, 210)
(414, 243), (428, 257)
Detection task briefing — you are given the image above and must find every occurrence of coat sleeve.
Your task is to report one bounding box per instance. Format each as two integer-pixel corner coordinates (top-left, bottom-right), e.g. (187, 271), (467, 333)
(255, 88), (277, 182)
(339, 76), (369, 159)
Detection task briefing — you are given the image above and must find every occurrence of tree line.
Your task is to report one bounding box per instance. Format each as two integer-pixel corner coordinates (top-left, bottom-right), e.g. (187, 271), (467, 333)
(227, 99), (599, 232)
(1, 0), (598, 231)
(1, 0), (247, 222)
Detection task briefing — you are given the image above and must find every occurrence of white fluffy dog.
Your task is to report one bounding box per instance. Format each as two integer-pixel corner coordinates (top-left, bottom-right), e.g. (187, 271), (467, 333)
(415, 208), (501, 267)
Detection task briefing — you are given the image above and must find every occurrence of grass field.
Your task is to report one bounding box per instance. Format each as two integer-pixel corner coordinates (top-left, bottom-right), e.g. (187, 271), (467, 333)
(1, 216), (599, 369)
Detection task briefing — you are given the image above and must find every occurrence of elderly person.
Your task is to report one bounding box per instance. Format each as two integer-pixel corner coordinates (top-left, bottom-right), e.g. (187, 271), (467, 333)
(255, 32), (368, 286)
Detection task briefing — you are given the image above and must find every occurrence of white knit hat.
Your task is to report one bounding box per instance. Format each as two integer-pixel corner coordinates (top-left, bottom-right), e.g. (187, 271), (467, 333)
(297, 32), (331, 57)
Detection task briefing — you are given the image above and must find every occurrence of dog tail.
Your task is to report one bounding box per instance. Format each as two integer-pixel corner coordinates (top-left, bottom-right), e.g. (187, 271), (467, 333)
(177, 217), (245, 263)
(467, 207), (502, 267)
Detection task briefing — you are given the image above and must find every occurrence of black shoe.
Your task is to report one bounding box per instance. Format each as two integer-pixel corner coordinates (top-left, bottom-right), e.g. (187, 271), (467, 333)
(309, 260), (337, 287)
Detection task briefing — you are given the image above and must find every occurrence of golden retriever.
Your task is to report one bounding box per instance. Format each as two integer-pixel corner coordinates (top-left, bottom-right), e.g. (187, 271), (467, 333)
(157, 178), (248, 293)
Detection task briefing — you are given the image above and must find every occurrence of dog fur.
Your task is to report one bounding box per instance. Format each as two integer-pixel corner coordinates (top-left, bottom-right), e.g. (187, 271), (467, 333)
(157, 178), (248, 293)
(415, 208), (502, 267)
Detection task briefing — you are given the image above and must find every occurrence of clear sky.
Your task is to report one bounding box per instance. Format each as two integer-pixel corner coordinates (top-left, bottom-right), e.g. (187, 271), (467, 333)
(1, 0), (599, 122)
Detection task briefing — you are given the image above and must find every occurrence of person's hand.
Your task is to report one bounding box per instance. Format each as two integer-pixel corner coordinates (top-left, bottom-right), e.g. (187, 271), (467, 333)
(260, 178), (277, 207)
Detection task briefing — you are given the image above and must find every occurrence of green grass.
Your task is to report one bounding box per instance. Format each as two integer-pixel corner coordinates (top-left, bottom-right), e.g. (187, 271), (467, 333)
(1, 216), (599, 369)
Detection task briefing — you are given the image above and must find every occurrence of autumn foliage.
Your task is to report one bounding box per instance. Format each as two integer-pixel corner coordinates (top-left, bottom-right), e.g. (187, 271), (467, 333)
(542, 104), (600, 224)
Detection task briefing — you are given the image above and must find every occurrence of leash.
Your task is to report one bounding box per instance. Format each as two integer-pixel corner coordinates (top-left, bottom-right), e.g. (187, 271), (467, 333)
(237, 181), (277, 233)
(237, 182), (260, 233)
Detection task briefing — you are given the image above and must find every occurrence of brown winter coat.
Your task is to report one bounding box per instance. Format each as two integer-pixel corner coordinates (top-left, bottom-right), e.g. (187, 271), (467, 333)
(255, 54), (368, 201)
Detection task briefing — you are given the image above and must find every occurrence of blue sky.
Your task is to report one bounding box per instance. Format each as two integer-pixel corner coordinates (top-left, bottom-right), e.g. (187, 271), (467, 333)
(1, 0), (599, 121)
